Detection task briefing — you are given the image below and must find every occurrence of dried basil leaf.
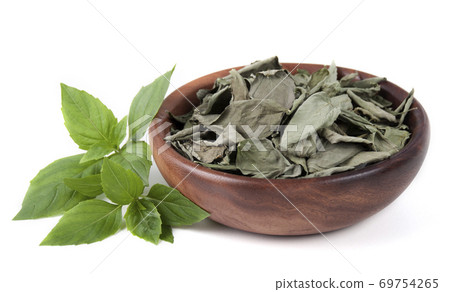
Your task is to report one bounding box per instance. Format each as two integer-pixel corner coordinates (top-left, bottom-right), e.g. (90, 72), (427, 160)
(308, 68), (330, 94)
(340, 151), (391, 168)
(212, 99), (287, 139)
(196, 86), (232, 115)
(198, 162), (238, 172)
(325, 61), (338, 84)
(347, 90), (396, 122)
(354, 107), (381, 122)
(322, 81), (341, 97)
(191, 141), (227, 164)
(218, 56), (282, 85)
(307, 142), (363, 173)
(376, 125), (411, 150)
(369, 94), (393, 108)
(373, 132), (399, 153)
(340, 85), (380, 98)
(229, 69), (249, 101)
(281, 92), (340, 158)
(234, 56), (282, 78)
(331, 94), (353, 111)
(339, 72), (359, 87)
(172, 140), (194, 161)
(196, 88), (210, 101)
(321, 127), (372, 145)
(168, 110), (194, 124)
(353, 77), (386, 88)
(249, 69), (295, 109)
(191, 112), (221, 125)
(338, 109), (378, 133)
(303, 165), (354, 178)
(287, 87), (307, 115)
(165, 125), (202, 142)
(236, 138), (301, 179)
(292, 69), (311, 86)
(396, 89), (415, 126)
(203, 124), (245, 148)
(168, 57), (414, 179)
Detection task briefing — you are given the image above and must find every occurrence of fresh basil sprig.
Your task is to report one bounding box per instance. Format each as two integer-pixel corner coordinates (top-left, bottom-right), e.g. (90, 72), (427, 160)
(14, 67), (209, 245)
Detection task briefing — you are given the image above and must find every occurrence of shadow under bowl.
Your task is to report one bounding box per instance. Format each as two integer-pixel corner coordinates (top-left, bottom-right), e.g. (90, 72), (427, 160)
(150, 63), (430, 236)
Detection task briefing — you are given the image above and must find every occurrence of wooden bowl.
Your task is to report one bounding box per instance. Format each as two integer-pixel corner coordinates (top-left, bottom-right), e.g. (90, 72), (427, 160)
(150, 63), (430, 235)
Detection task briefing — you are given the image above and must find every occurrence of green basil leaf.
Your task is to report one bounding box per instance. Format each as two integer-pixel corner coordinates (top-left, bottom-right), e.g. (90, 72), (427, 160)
(114, 116), (128, 147)
(147, 184), (209, 226)
(13, 155), (100, 220)
(101, 158), (144, 205)
(121, 140), (152, 160)
(61, 83), (119, 150)
(124, 198), (162, 244)
(109, 142), (151, 186)
(80, 142), (115, 163)
(160, 225), (174, 243)
(40, 200), (122, 246)
(64, 174), (103, 198)
(128, 67), (175, 141)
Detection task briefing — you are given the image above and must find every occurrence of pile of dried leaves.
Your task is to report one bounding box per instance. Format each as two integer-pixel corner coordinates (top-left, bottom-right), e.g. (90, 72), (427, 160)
(166, 56), (414, 178)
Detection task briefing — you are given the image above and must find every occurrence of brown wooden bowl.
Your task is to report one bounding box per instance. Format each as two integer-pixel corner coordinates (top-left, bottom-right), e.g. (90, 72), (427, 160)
(150, 63), (430, 236)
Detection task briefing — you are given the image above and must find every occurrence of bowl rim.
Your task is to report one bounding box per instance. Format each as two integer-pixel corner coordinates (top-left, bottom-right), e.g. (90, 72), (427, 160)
(152, 63), (429, 185)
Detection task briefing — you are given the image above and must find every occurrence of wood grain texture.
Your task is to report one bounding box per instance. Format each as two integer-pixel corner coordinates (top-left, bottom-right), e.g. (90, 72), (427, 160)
(150, 63), (430, 236)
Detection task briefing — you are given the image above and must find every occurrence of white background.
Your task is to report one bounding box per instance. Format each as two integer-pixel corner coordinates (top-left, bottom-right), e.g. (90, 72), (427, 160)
(1, 1), (448, 291)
